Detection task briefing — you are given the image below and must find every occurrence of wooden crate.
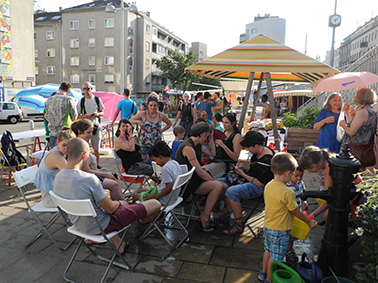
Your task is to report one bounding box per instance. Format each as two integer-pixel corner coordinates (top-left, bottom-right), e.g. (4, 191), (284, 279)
(286, 128), (320, 153)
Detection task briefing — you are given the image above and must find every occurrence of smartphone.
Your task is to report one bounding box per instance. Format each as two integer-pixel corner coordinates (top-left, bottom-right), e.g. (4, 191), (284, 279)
(231, 164), (236, 169)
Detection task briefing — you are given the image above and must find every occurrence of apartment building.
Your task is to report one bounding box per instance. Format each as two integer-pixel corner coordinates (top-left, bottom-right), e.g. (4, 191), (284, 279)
(34, 0), (189, 95)
(1, 0), (34, 101)
(190, 42), (207, 63)
(239, 14), (286, 44)
(337, 15), (378, 71)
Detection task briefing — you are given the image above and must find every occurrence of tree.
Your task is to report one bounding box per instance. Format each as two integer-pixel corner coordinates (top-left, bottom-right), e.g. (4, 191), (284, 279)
(155, 50), (197, 89)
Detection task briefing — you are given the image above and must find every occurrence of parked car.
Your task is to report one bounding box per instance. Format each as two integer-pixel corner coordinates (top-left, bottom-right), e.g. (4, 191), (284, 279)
(0, 102), (23, 124)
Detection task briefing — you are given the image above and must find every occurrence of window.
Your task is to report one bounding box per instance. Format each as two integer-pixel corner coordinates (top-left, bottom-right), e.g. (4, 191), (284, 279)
(146, 41), (150, 51)
(46, 48), (55, 57)
(70, 20), (79, 30)
(251, 28), (257, 34)
(88, 56), (95, 66)
(88, 38), (95, 48)
(70, 74), (80, 84)
(70, 56), (80, 66)
(89, 74), (96, 84)
(3, 103), (15, 110)
(146, 24), (150, 34)
(104, 74), (114, 83)
(104, 18), (114, 28)
(35, 49), (38, 58)
(104, 37), (114, 47)
(152, 26), (157, 36)
(34, 32), (38, 41)
(70, 38), (79, 48)
(35, 67), (39, 75)
(47, 66), (56, 75)
(88, 19), (95, 29)
(46, 31), (55, 40)
(146, 59), (150, 68)
(104, 56), (114, 65)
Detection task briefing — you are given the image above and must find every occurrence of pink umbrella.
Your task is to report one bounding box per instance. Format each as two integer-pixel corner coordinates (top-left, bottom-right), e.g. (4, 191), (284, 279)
(94, 92), (124, 121)
(312, 72), (378, 92)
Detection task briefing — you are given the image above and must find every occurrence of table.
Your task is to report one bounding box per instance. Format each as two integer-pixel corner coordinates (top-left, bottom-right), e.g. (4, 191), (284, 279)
(13, 129), (46, 164)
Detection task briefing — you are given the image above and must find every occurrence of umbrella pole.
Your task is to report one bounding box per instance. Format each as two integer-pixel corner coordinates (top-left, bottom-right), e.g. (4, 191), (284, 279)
(265, 73), (281, 152)
(251, 73), (264, 121)
(238, 72), (255, 132)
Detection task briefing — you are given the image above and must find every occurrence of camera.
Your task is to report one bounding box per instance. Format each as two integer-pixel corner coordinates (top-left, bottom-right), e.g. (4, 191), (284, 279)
(92, 124), (99, 135)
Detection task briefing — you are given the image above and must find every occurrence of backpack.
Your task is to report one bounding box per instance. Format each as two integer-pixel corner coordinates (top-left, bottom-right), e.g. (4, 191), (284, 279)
(80, 96), (101, 122)
(1, 131), (26, 167)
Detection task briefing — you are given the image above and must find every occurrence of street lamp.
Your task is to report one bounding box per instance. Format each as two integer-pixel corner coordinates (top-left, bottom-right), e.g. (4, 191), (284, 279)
(105, 2), (125, 94)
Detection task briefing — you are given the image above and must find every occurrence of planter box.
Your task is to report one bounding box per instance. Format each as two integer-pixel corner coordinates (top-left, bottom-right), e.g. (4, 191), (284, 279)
(286, 128), (320, 153)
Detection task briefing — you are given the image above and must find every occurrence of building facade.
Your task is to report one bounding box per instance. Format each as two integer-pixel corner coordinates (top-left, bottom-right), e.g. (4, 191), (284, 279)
(1, 0), (34, 101)
(190, 42), (207, 63)
(336, 15), (378, 71)
(34, 0), (189, 96)
(239, 14), (286, 44)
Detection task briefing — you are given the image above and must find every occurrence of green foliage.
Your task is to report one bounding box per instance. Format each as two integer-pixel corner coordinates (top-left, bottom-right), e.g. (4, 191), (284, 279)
(352, 170), (378, 283)
(155, 50), (196, 89)
(282, 106), (321, 129)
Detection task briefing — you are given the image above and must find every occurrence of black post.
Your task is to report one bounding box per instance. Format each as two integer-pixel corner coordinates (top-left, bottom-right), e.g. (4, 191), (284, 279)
(317, 144), (360, 276)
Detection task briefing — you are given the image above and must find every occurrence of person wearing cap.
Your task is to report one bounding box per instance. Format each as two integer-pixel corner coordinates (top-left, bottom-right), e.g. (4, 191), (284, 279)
(217, 131), (274, 235)
(175, 122), (224, 233)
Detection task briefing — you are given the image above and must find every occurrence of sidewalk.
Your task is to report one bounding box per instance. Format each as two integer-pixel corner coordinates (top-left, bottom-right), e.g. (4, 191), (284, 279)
(0, 130), (362, 282)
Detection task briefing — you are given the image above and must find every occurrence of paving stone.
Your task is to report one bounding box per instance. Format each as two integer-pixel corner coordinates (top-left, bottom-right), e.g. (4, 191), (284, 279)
(188, 230), (233, 247)
(135, 255), (183, 277)
(162, 277), (199, 283)
(224, 268), (261, 283)
(177, 262), (225, 283)
(0, 246), (28, 271)
(170, 243), (213, 264)
(113, 270), (164, 283)
(210, 246), (263, 270)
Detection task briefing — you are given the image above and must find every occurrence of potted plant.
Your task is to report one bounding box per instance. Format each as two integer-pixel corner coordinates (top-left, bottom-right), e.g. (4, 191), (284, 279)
(351, 170), (378, 283)
(282, 106), (321, 153)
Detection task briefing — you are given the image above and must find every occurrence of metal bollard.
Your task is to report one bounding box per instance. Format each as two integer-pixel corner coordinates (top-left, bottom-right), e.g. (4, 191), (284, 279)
(29, 120), (35, 142)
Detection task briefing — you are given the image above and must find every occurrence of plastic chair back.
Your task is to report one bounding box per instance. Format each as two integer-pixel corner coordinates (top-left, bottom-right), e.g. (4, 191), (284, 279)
(50, 191), (97, 217)
(13, 165), (38, 188)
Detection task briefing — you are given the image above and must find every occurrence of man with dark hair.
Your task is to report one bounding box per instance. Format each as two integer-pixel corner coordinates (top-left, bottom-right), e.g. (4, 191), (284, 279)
(212, 92), (224, 116)
(198, 92), (216, 120)
(45, 81), (77, 147)
(77, 81), (105, 168)
(110, 88), (137, 127)
(194, 92), (203, 118)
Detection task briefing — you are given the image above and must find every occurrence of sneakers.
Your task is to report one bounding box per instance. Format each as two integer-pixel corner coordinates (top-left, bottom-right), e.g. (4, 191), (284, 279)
(285, 249), (298, 267)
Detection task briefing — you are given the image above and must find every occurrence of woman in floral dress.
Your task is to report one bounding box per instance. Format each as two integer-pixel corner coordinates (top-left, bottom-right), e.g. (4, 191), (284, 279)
(130, 95), (172, 159)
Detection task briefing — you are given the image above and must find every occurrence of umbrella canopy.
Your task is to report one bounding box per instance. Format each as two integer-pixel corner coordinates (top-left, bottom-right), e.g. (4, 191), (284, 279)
(186, 34), (339, 84)
(15, 84), (83, 112)
(16, 95), (47, 112)
(15, 83), (82, 101)
(273, 90), (321, 98)
(94, 92), (124, 121)
(312, 72), (378, 92)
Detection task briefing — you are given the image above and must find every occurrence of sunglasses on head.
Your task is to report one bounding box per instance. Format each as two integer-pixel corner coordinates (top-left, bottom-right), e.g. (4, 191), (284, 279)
(82, 87), (91, 91)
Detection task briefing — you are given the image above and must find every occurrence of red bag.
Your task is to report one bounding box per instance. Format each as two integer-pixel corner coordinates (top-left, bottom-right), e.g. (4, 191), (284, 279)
(350, 142), (376, 167)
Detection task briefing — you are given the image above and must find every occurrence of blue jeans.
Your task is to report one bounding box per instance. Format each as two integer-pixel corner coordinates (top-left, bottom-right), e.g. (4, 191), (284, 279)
(224, 181), (264, 203)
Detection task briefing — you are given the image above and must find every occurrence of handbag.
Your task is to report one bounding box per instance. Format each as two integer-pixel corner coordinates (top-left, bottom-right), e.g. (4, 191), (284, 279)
(336, 111), (345, 142)
(350, 142), (376, 167)
(225, 170), (247, 186)
(63, 97), (73, 127)
(295, 253), (323, 283)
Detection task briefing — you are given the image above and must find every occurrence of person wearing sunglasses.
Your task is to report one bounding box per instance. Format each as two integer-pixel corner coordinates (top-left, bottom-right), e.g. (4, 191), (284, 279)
(76, 81), (105, 169)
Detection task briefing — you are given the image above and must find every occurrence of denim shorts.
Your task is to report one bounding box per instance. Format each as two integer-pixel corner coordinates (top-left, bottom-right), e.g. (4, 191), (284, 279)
(264, 227), (290, 261)
(225, 182), (264, 203)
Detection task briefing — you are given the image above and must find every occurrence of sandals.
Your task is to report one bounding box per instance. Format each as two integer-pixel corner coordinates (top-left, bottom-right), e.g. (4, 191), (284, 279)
(223, 222), (244, 235)
(200, 213), (214, 233)
(258, 270), (267, 282)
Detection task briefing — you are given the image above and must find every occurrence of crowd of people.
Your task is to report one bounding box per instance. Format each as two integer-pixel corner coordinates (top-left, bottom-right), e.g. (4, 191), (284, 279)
(37, 82), (378, 283)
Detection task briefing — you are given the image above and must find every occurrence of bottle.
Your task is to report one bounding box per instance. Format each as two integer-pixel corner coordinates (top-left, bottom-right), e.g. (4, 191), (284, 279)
(229, 212), (235, 226)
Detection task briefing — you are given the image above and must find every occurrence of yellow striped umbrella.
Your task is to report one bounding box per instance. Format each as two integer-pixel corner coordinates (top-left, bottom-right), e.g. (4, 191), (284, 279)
(273, 90), (321, 98)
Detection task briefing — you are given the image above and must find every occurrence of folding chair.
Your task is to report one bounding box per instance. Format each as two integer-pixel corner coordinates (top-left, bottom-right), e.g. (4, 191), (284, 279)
(242, 195), (265, 238)
(139, 166), (195, 248)
(151, 161), (162, 183)
(50, 191), (131, 283)
(0, 148), (27, 186)
(13, 165), (75, 250)
(111, 149), (145, 198)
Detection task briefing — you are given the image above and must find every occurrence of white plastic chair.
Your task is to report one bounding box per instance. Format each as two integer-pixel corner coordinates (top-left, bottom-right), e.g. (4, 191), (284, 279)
(139, 166), (195, 248)
(111, 149), (145, 198)
(13, 165), (75, 250)
(50, 191), (131, 283)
